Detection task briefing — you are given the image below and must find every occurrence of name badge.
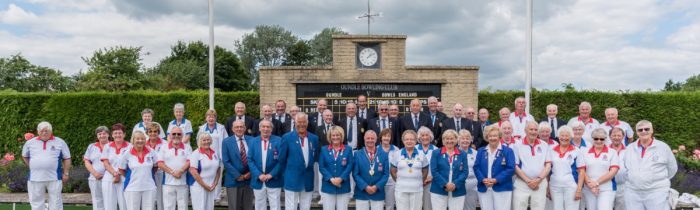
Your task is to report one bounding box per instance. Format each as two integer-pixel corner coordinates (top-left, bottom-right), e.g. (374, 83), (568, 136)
(378, 163), (383, 172)
(501, 158), (507, 166)
(273, 149), (279, 160)
(342, 157), (347, 166)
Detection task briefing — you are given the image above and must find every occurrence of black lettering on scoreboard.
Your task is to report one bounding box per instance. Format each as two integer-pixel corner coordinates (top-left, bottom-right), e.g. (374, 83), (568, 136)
(296, 83), (441, 118)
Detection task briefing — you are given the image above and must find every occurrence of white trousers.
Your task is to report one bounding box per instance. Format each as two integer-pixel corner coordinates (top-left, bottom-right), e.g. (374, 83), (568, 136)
(431, 193), (465, 210)
(550, 186), (580, 210)
(163, 185), (189, 210)
(582, 188), (615, 210)
(614, 184), (626, 210)
(321, 192), (350, 210)
(253, 187), (281, 210)
(513, 178), (548, 210)
(191, 184), (217, 210)
(395, 191), (423, 210)
(27, 180), (63, 210)
(124, 190), (155, 210)
(285, 190), (313, 210)
(478, 189), (512, 210)
(356, 199), (385, 210)
(464, 178), (479, 210)
(102, 179), (127, 210)
(154, 171), (164, 210)
(624, 188), (670, 210)
(423, 183), (432, 210)
(88, 179), (105, 210)
(384, 183), (395, 210)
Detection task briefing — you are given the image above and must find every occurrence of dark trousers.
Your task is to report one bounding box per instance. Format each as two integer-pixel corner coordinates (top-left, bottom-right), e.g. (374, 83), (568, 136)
(226, 185), (254, 210)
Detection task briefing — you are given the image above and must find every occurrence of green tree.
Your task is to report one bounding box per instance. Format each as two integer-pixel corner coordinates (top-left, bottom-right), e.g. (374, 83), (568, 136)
(284, 40), (312, 66)
(664, 79), (682, 91)
(235, 25), (298, 88)
(308, 27), (348, 65)
(681, 74), (700, 91)
(0, 54), (73, 92)
(75, 46), (144, 91)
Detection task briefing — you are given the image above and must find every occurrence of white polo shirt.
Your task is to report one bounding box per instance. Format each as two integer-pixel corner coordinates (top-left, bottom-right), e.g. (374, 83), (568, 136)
(599, 120), (634, 145)
(157, 142), (192, 186)
(611, 144), (627, 185)
(198, 123), (228, 159)
(167, 118), (194, 137)
(189, 148), (220, 184)
(416, 144), (436, 176)
(567, 117), (600, 140)
(83, 142), (108, 181)
(465, 147), (477, 180)
(22, 136), (71, 182)
(512, 138), (551, 179)
(623, 139), (677, 192)
(100, 141), (131, 182)
(391, 148), (429, 193)
(508, 112), (535, 138)
(548, 145), (585, 189)
(582, 146), (619, 191)
(133, 121), (165, 140)
(119, 147), (157, 192)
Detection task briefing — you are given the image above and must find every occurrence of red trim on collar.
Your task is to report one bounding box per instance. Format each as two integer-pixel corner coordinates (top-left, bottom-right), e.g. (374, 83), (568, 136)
(168, 142), (185, 150)
(95, 142), (106, 153)
(578, 116), (593, 124)
(588, 145), (610, 158)
(637, 138), (654, 158)
(501, 136), (519, 146)
(523, 137), (542, 156)
(605, 120), (620, 126)
(440, 147), (461, 155)
(553, 144), (575, 158)
(547, 138), (557, 145)
(148, 138), (163, 149)
(109, 141), (129, 155)
(522, 137), (541, 146)
(611, 143), (625, 155)
(199, 148), (215, 160)
(129, 147), (151, 163)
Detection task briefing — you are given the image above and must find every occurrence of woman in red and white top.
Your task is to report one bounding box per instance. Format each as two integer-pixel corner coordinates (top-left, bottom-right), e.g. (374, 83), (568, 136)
(84, 126), (110, 210)
(146, 123), (166, 210)
(548, 126), (586, 210)
(101, 123), (131, 210)
(581, 128), (619, 210)
(189, 132), (222, 210)
(119, 131), (157, 210)
(499, 121), (519, 147)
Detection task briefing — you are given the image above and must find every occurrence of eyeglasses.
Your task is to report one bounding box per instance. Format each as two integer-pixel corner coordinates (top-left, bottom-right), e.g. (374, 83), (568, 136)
(170, 133), (182, 136)
(379, 108), (388, 111)
(637, 128), (651, 132)
(147, 130), (159, 133)
(467, 112), (475, 114)
(593, 138), (606, 141)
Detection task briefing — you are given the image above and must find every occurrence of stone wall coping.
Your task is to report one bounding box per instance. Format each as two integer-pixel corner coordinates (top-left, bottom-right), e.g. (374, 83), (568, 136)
(405, 65), (480, 70)
(290, 80), (447, 84)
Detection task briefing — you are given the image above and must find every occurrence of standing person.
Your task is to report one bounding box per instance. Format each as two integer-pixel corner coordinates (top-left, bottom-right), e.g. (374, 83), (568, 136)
(509, 97), (536, 138)
(623, 120), (677, 210)
(85, 126), (110, 210)
(274, 100), (294, 134)
(101, 123), (131, 210)
(539, 122), (559, 147)
(399, 99), (430, 147)
(357, 94), (377, 121)
(338, 102), (366, 150)
(253, 104), (284, 136)
(146, 123), (166, 210)
(167, 103), (194, 144)
(119, 131), (157, 210)
(189, 133), (222, 210)
(416, 127), (437, 210)
(378, 128), (399, 210)
(225, 102), (256, 137)
(390, 130), (430, 210)
(540, 104), (566, 141)
(222, 120), (254, 210)
(512, 121), (552, 210)
(569, 122), (589, 149)
(430, 129), (469, 210)
(548, 126), (586, 210)
(388, 104), (400, 119)
(474, 125), (516, 210)
(280, 113), (320, 210)
(567, 102), (600, 141)
(315, 110), (336, 146)
(354, 130), (390, 210)
(581, 128), (619, 210)
(478, 108), (491, 132)
(497, 107), (511, 127)
(599, 108), (634, 145)
(309, 98), (334, 134)
(133, 108), (166, 140)
(198, 109), (229, 158)
(608, 127), (628, 210)
(499, 121), (519, 147)
(248, 120), (284, 210)
(319, 126), (354, 210)
(368, 102), (400, 147)
(424, 96), (447, 145)
(157, 127), (192, 210)
(22, 121), (71, 210)
(458, 129), (478, 210)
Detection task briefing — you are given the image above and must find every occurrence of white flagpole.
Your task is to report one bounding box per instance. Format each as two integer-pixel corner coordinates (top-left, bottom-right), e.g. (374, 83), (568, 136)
(208, 0), (215, 110)
(525, 0), (533, 114)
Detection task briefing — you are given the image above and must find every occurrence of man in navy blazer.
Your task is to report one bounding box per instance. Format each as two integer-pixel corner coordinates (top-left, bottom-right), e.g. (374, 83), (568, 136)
(222, 120), (254, 210)
(356, 94), (377, 121)
(308, 99), (336, 134)
(253, 104), (283, 136)
(538, 104), (566, 141)
(368, 102), (399, 147)
(247, 119), (284, 210)
(225, 102), (256, 137)
(315, 110), (337, 147)
(424, 96), (447, 145)
(280, 112), (320, 210)
(274, 100), (294, 134)
(338, 102), (366, 150)
(399, 99), (430, 147)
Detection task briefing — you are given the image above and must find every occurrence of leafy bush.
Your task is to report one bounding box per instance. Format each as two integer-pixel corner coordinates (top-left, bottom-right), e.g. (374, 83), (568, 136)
(0, 160), (29, 192)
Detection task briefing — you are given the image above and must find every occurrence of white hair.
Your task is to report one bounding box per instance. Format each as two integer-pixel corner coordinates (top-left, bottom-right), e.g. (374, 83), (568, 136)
(579, 101), (592, 109)
(37, 121), (52, 133)
(197, 132), (212, 147)
(568, 120), (585, 129)
(635, 120), (653, 130)
(557, 126), (573, 138)
(417, 126), (434, 141)
(546, 104), (558, 110)
(538, 122), (552, 131)
(428, 96), (438, 102)
(173, 103), (185, 111)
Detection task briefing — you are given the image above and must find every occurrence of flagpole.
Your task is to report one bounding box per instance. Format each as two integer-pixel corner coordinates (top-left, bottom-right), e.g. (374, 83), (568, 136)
(525, 0), (533, 114)
(208, 0), (215, 110)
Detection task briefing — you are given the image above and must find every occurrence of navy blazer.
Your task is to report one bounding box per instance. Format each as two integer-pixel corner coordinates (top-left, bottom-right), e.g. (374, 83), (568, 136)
(338, 117), (366, 149)
(473, 145), (516, 192)
(430, 148), (469, 196)
(319, 144), (354, 194)
(247, 135), (284, 189)
(225, 115), (256, 137)
(280, 131), (320, 192)
(221, 135), (253, 187)
(368, 117), (400, 147)
(252, 118), (284, 137)
(353, 148), (390, 201)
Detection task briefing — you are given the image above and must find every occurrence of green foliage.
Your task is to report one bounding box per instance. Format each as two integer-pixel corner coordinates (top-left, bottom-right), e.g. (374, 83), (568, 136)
(664, 75), (700, 92)
(478, 90), (700, 148)
(0, 91), (259, 166)
(234, 25), (298, 88)
(75, 46), (145, 91)
(308, 27), (348, 65)
(0, 54), (73, 92)
(664, 79), (683, 91)
(284, 40), (312, 66)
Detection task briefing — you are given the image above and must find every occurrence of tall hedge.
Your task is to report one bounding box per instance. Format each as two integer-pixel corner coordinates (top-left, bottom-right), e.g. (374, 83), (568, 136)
(1, 90), (258, 165)
(478, 90), (700, 148)
(2, 90), (699, 166)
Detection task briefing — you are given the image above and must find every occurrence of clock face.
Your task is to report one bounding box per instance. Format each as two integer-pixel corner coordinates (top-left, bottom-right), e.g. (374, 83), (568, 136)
(359, 47), (378, 67)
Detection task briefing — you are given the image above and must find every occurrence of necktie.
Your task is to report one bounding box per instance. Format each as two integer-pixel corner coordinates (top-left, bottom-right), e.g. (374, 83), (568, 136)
(348, 117), (354, 143)
(361, 111), (365, 119)
(431, 114), (436, 126)
(456, 119), (461, 130)
(550, 118), (556, 139)
(382, 118), (387, 130)
(239, 138), (248, 172)
(291, 120), (296, 132)
(326, 124), (330, 133)
(414, 114), (419, 129)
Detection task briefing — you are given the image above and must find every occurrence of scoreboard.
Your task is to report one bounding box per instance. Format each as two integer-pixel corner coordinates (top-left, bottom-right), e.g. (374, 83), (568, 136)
(296, 83), (441, 118)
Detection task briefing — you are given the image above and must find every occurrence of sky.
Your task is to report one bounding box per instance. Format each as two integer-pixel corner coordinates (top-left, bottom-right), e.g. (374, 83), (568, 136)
(1, 0), (699, 91)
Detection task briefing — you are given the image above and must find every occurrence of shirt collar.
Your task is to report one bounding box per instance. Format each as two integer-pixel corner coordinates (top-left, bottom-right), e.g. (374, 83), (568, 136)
(198, 148), (215, 160)
(578, 116), (593, 123)
(168, 142), (185, 149)
(588, 145), (610, 154)
(205, 123), (217, 132)
(637, 138), (654, 149)
(129, 146), (151, 163)
(37, 135), (56, 142)
(522, 137), (541, 146)
(440, 147), (461, 155)
(327, 144), (346, 151)
(553, 144), (575, 156)
(171, 117), (187, 125)
(514, 111), (526, 117)
(605, 120), (619, 126)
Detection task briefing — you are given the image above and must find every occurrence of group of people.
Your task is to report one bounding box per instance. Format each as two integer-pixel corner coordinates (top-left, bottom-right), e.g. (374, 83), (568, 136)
(20, 96), (677, 210)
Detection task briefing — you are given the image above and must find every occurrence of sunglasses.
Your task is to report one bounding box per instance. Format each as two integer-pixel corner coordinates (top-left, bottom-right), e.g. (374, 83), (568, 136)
(379, 108), (388, 111)
(593, 138), (606, 141)
(637, 128), (651, 132)
(170, 133), (182, 136)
